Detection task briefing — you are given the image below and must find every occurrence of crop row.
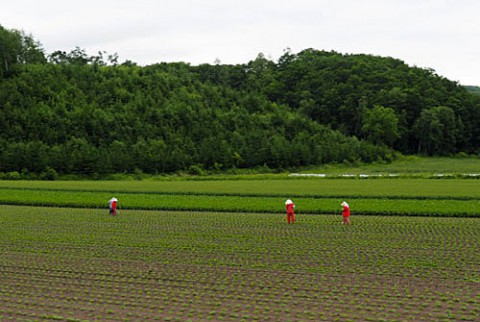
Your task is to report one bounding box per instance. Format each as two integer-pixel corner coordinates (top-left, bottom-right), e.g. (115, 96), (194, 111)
(2, 186), (479, 201)
(1, 187), (480, 217)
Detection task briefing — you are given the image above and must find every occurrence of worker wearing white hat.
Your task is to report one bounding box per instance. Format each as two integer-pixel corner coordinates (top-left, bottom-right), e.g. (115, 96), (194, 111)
(109, 197), (118, 216)
(341, 201), (350, 225)
(285, 199), (295, 224)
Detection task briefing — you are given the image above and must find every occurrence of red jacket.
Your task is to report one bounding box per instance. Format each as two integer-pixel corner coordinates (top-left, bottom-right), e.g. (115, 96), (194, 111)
(342, 205), (350, 217)
(286, 203), (295, 213)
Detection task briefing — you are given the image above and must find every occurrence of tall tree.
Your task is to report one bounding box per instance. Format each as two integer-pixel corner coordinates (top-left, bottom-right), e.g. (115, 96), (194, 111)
(0, 25), (45, 76)
(0, 25), (21, 75)
(361, 105), (399, 147)
(413, 106), (457, 155)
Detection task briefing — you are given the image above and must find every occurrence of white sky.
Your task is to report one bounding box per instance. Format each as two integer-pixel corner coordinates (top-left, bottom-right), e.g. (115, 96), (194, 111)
(2, 0), (479, 85)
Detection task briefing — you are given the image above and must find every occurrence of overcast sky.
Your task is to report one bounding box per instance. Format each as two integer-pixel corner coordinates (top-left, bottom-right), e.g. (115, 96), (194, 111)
(2, 0), (479, 85)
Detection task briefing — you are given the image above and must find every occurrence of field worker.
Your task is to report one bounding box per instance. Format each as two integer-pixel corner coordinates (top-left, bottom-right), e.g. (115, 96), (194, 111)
(109, 197), (118, 216)
(285, 199), (295, 224)
(341, 201), (351, 225)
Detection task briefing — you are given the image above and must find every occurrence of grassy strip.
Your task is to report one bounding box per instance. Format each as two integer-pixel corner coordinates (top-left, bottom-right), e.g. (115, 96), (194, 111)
(303, 155), (480, 175)
(0, 188), (478, 200)
(1, 188), (479, 217)
(0, 186), (478, 201)
(1, 179), (480, 198)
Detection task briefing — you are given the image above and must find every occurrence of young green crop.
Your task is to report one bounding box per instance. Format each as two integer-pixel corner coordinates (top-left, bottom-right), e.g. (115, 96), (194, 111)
(1, 178), (480, 217)
(1, 187), (480, 216)
(1, 178), (480, 199)
(0, 205), (478, 321)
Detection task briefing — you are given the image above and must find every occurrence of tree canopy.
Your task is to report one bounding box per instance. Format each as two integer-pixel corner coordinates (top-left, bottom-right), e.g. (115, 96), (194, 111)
(1, 25), (479, 177)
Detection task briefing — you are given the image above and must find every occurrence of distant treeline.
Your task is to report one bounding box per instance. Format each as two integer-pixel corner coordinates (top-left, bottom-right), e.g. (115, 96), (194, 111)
(465, 85), (480, 96)
(1, 25), (479, 176)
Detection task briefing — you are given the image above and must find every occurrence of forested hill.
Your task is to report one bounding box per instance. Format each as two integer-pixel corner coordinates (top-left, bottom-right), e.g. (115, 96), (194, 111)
(1, 25), (480, 177)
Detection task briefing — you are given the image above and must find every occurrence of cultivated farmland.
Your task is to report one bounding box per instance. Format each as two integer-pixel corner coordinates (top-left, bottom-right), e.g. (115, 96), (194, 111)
(2, 178), (480, 216)
(0, 179), (479, 321)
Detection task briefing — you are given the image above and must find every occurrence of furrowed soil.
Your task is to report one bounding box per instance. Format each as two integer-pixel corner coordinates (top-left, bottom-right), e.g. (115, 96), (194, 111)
(0, 206), (478, 321)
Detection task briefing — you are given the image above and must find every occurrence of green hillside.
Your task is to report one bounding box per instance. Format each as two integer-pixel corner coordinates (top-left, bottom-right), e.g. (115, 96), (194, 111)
(1, 25), (480, 177)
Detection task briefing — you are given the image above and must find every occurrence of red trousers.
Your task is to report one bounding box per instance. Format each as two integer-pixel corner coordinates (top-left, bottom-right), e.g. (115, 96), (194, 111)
(287, 212), (295, 223)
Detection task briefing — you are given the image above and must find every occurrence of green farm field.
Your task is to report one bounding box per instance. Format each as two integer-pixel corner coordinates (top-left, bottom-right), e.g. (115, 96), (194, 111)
(1, 178), (480, 216)
(0, 205), (479, 321)
(0, 178), (479, 321)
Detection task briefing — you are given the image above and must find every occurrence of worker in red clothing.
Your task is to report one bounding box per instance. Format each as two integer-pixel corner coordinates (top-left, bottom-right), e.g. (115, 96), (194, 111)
(341, 201), (350, 225)
(109, 197), (118, 216)
(285, 199), (295, 224)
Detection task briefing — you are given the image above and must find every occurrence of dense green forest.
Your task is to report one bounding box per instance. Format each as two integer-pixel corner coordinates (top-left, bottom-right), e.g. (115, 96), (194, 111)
(465, 85), (480, 96)
(1, 25), (480, 178)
